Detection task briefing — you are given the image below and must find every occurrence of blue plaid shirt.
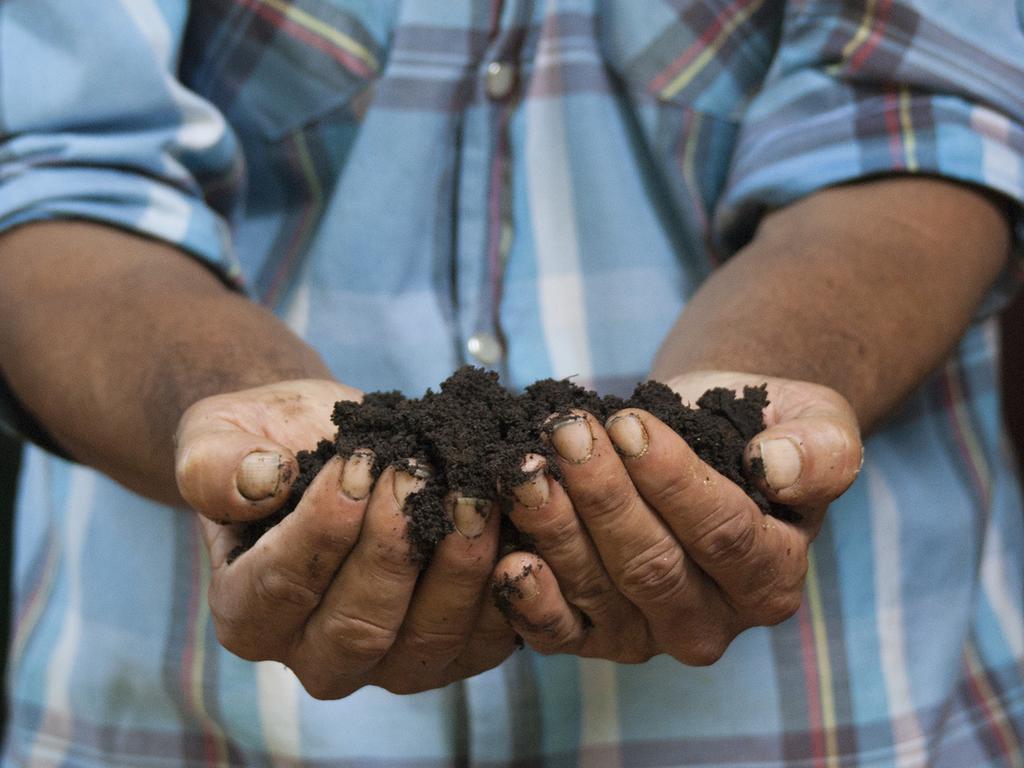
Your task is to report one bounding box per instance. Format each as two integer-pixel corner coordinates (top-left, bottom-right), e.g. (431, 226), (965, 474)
(2, 1), (1024, 766)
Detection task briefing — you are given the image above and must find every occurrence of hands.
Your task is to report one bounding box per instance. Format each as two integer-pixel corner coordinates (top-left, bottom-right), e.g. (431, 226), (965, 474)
(493, 372), (862, 665)
(175, 380), (516, 699)
(173, 369), (860, 697)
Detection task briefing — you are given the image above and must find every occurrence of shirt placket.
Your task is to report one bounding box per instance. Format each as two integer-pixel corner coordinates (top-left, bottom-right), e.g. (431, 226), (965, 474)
(454, 0), (525, 377)
(457, 2), (543, 766)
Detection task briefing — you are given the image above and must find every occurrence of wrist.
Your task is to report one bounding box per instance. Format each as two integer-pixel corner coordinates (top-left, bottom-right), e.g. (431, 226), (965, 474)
(654, 177), (1010, 432)
(0, 221), (333, 504)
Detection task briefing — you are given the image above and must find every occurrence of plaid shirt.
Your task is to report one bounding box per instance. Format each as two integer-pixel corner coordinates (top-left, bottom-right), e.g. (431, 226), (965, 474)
(2, 1), (1024, 766)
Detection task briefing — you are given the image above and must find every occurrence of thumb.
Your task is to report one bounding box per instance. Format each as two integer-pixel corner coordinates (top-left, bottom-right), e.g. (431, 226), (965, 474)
(744, 411), (862, 507)
(172, 378), (358, 521)
(661, 370), (863, 509)
(175, 427), (299, 522)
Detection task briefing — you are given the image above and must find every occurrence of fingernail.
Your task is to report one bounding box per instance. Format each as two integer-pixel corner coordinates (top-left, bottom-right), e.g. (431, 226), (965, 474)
(394, 461), (430, 507)
(549, 415), (594, 464)
(340, 449), (374, 500)
(453, 497), (492, 538)
(606, 413), (649, 459)
(236, 451), (285, 500)
(759, 438), (803, 491)
(512, 454), (549, 509)
(515, 567), (540, 601)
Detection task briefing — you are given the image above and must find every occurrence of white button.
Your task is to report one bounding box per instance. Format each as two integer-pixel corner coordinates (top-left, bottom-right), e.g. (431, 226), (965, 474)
(467, 332), (504, 365)
(485, 61), (517, 100)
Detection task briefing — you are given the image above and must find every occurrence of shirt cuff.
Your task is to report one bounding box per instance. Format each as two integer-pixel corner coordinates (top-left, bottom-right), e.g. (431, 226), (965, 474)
(716, 90), (1024, 316)
(0, 164), (243, 287)
(716, 91), (1024, 250)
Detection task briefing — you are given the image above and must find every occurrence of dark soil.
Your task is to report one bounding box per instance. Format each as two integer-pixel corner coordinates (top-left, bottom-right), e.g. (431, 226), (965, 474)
(230, 366), (794, 564)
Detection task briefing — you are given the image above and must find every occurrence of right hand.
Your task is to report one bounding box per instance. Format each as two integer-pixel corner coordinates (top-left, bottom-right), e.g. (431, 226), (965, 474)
(174, 379), (516, 699)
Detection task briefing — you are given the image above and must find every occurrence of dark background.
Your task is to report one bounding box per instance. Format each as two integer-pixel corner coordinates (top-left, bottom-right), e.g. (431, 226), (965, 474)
(0, 432), (19, 739)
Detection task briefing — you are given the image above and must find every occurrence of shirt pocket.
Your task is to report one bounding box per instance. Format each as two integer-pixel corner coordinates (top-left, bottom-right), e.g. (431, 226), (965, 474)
(597, 0), (783, 122)
(180, 0), (387, 142)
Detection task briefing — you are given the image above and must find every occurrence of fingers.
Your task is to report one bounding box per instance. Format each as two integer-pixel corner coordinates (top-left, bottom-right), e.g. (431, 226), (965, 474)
(661, 371), (862, 512)
(446, 590), (519, 681)
(606, 409), (807, 627)
(205, 456), (364, 660)
(744, 414), (862, 510)
(506, 454), (651, 658)
(293, 465), (425, 695)
(545, 411), (730, 652)
(492, 552), (591, 655)
(177, 428), (298, 522)
(383, 494), (501, 673)
(174, 379), (363, 521)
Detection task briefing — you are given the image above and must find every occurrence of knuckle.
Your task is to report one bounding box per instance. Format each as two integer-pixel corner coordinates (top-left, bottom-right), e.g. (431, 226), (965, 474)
(381, 678), (423, 696)
(644, 463), (702, 514)
(400, 625), (466, 665)
(208, 582), (281, 661)
(379, 669), (444, 696)
(730, 551), (807, 624)
(211, 619), (261, 661)
(741, 585), (802, 626)
(565, 573), (615, 614)
(611, 629), (657, 664)
(575, 477), (639, 526)
(677, 638), (728, 667)
(753, 589), (804, 626)
(616, 646), (656, 665)
(251, 565), (321, 613)
(616, 536), (687, 605)
(530, 514), (582, 560)
(517, 612), (581, 655)
(320, 609), (398, 666)
(473, 624), (517, 653)
(299, 673), (358, 701)
(368, 540), (418, 583)
(431, 552), (494, 592)
(691, 507), (758, 569)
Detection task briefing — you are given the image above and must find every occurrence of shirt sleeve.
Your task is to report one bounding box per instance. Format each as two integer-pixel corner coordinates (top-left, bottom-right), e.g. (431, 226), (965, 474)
(0, 0), (243, 281)
(715, 0), (1024, 258)
(0, 0), (244, 451)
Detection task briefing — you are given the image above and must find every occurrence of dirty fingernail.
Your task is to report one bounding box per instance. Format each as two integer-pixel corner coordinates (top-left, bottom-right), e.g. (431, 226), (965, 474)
(606, 413), (648, 459)
(394, 461), (430, 507)
(514, 567), (540, 601)
(454, 497), (492, 538)
(236, 451), (285, 500)
(549, 416), (594, 463)
(513, 454), (549, 509)
(759, 438), (803, 491)
(340, 449), (374, 500)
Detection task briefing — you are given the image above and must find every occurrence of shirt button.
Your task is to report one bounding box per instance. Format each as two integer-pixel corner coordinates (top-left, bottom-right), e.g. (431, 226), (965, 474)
(467, 332), (504, 365)
(485, 61), (517, 100)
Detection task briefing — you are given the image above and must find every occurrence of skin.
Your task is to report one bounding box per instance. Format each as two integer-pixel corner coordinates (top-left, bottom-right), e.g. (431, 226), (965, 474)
(492, 177), (1013, 662)
(0, 222), (516, 698)
(0, 176), (1011, 691)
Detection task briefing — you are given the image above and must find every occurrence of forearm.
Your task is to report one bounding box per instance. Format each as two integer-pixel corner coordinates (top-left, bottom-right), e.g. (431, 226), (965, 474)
(0, 221), (332, 504)
(653, 177), (1013, 432)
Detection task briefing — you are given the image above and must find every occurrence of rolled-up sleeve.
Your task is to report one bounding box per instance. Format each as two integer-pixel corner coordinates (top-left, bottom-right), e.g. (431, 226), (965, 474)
(715, 0), (1024, 254)
(0, 0), (244, 447)
(0, 0), (242, 282)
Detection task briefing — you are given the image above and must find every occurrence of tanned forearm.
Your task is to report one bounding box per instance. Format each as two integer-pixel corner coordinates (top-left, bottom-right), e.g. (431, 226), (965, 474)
(653, 177), (1013, 432)
(0, 221), (332, 504)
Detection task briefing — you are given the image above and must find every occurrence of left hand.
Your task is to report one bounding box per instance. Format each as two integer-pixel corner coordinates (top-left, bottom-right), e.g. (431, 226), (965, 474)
(491, 372), (862, 664)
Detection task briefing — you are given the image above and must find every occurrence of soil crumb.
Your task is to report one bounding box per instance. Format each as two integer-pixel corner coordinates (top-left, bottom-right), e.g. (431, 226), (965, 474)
(230, 366), (794, 564)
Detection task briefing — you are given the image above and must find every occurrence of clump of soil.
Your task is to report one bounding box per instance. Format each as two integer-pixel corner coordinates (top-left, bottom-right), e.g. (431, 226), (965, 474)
(231, 366), (793, 564)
